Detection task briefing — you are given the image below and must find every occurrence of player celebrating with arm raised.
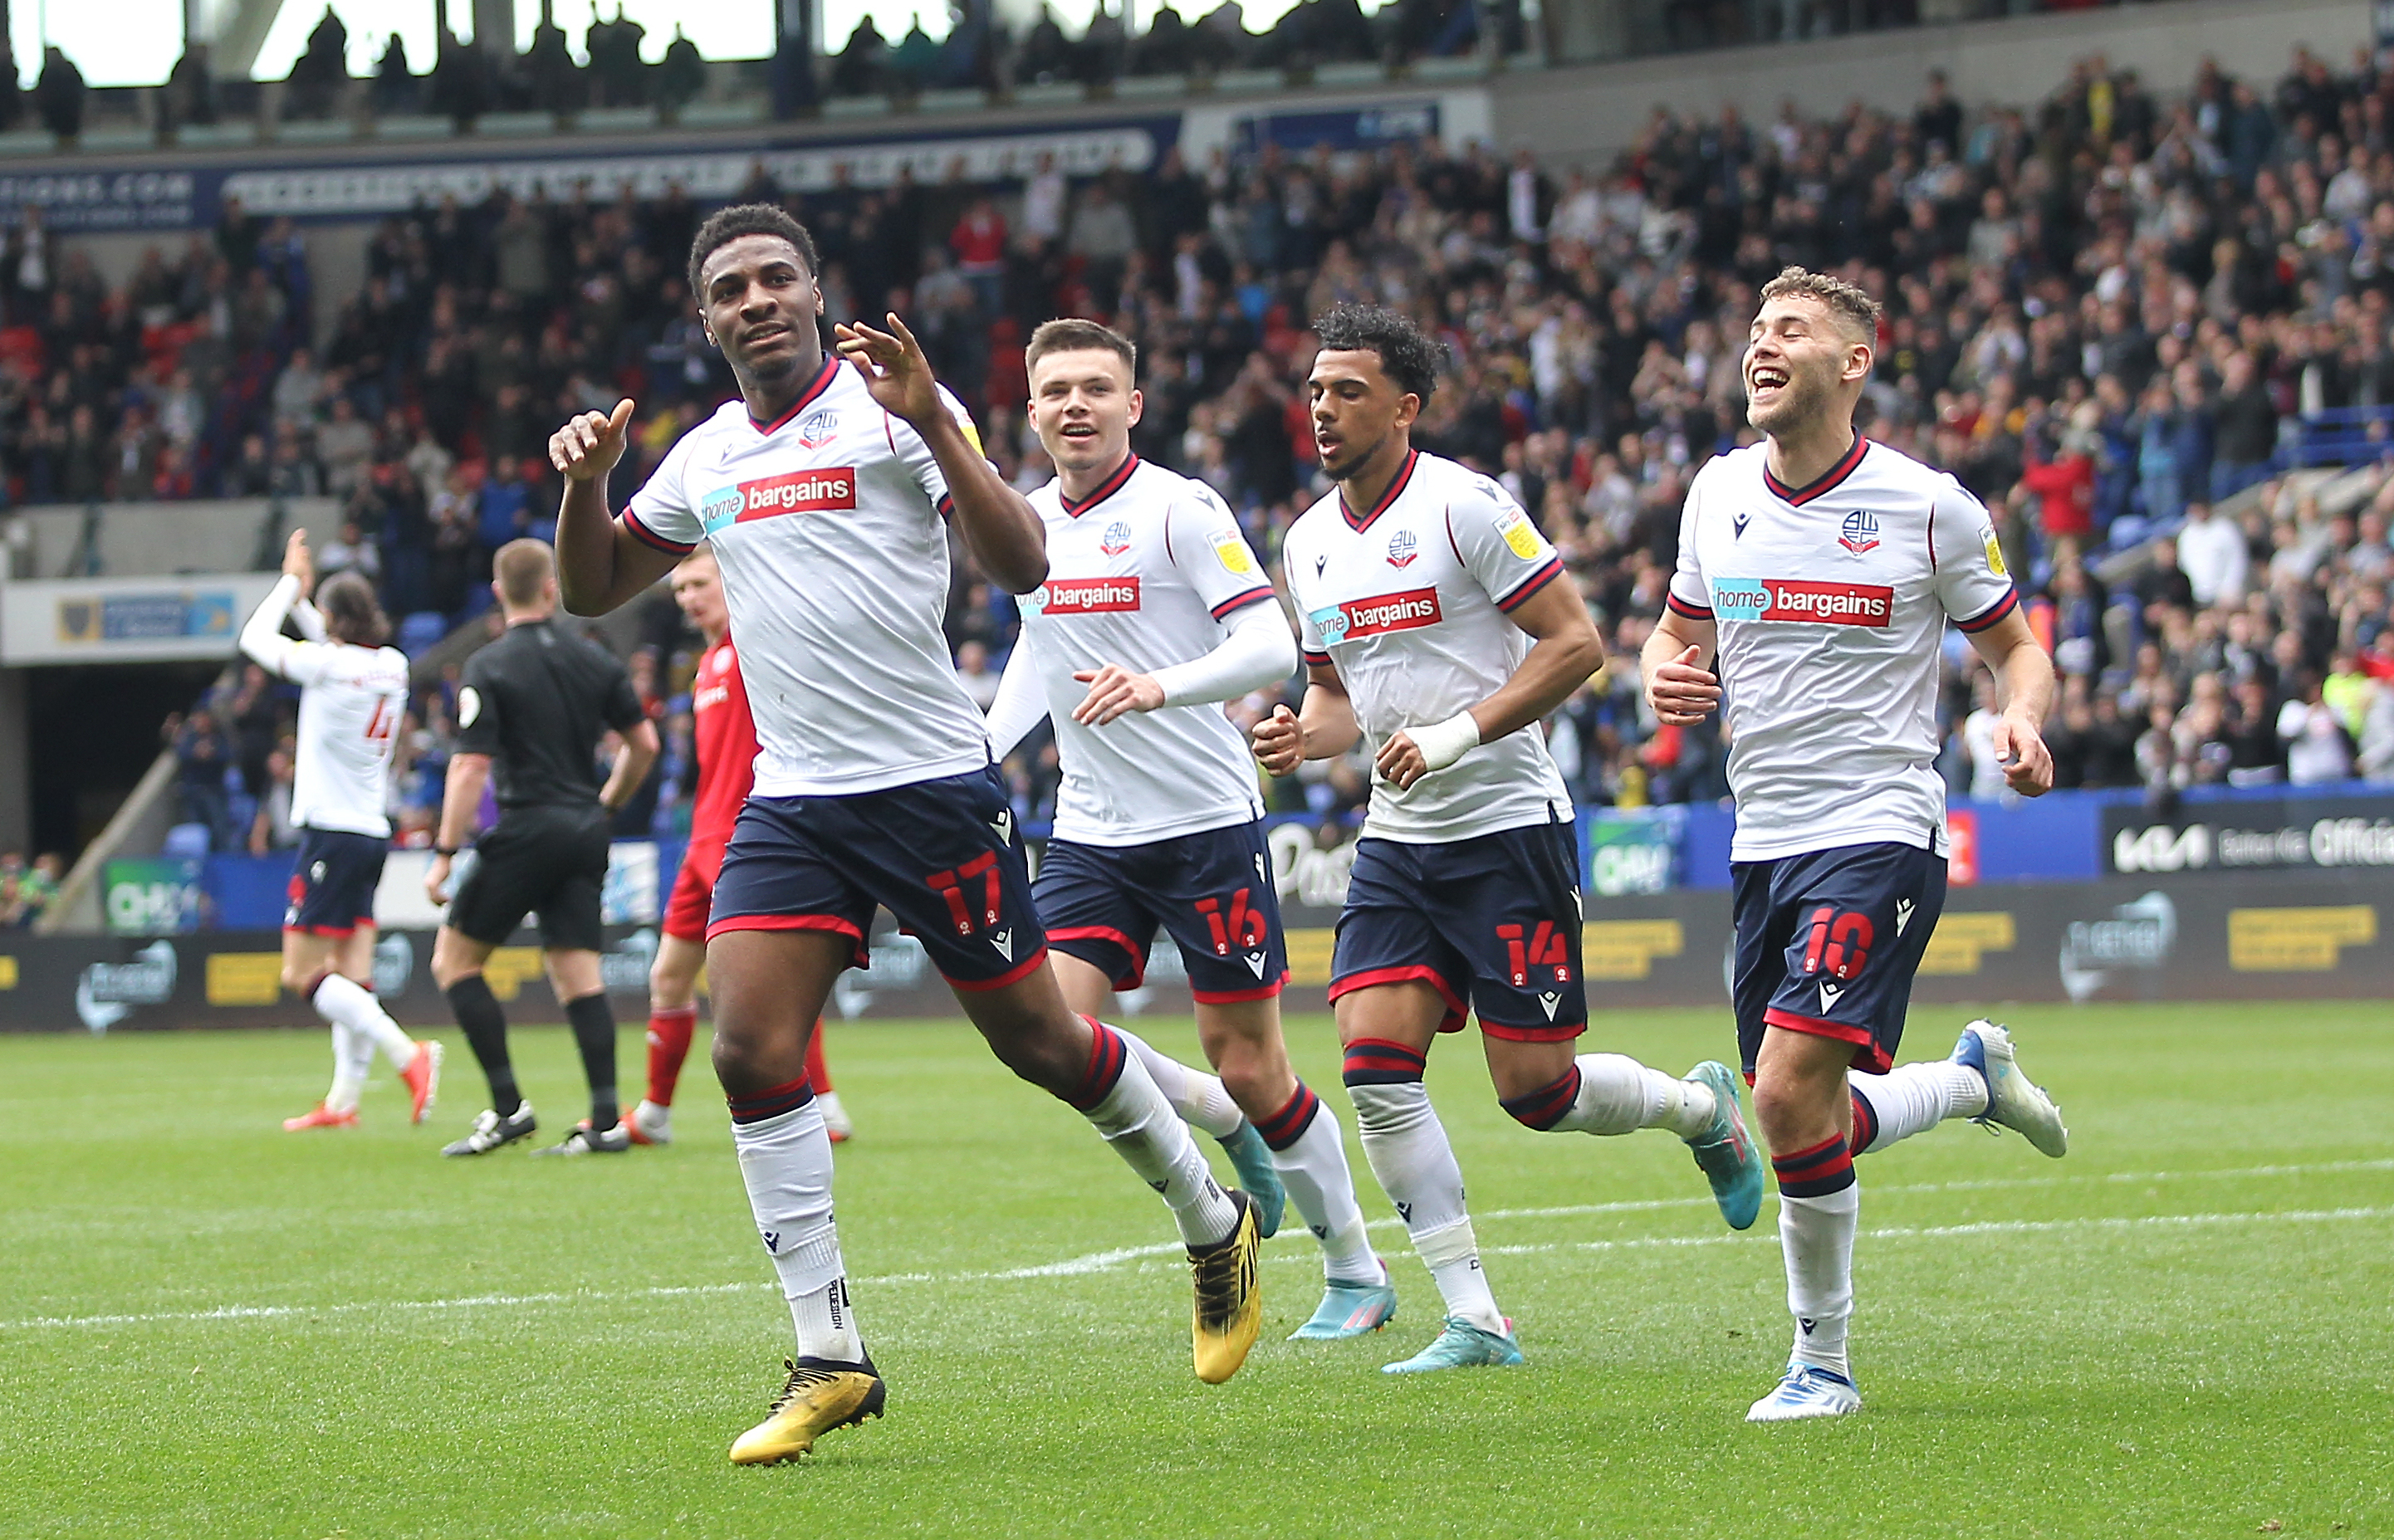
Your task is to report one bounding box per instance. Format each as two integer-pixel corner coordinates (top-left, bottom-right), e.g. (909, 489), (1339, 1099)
(629, 548), (849, 1149)
(553, 205), (1266, 1465)
(990, 318), (1392, 1341)
(1641, 267), (2068, 1424)
(1254, 304), (1764, 1375)
(240, 530), (441, 1132)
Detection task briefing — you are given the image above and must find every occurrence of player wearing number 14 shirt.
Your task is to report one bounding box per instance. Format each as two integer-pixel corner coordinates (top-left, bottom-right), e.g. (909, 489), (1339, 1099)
(1643, 267), (2071, 1424)
(1258, 304), (1765, 1376)
(556, 205), (1267, 1466)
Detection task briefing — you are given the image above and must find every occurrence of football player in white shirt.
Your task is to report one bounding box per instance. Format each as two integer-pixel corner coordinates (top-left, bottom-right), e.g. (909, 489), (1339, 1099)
(989, 319), (1394, 1341)
(1640, 267), (2069, 1423)
(1253, 304), (1764, 1375)
(238, 530), (440, 1132)
(551, 206), (1265, 1463)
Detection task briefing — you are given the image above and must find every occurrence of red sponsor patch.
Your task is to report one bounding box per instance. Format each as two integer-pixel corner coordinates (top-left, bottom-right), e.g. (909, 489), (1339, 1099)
(1711, 577), (1892, 626)
(1335, 587), (1442, 638)
(1040, 576), (1142, 614)
(736, 467), (858, 520)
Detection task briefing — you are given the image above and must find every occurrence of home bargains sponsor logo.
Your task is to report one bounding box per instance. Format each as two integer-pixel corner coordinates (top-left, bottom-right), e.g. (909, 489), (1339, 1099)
(1709, 577), (1892, 626)
(701, 467), (859, 532)
(1035, 576), (1141, 614)
(1309, 587), (1442, 643)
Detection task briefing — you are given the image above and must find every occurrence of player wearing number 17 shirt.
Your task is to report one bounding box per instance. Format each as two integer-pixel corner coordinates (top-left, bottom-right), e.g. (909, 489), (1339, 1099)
(239, 530), (441, 1133)
(1642, 268), (2071, 1424)
(986, 319), (1390, 1342)
(1255, 305), (1765, 1376)
(554, 205), (1266, 1467)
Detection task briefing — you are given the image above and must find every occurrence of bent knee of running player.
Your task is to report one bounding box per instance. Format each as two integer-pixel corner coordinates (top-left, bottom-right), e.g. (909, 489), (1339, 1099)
(1750, 1029), (1855, 1153)
(705, 930), (840, 1096)
(954, 966), (1095, 1096)
(1194, 998), (1297, 1115)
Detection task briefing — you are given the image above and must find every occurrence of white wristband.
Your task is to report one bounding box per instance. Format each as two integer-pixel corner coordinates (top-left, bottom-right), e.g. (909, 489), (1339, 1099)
(1408, 711), (1482, 773)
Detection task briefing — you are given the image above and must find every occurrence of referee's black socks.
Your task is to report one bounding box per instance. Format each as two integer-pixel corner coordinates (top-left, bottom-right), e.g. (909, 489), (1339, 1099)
(446, 975), (521, 1117)
(565, 993), (620, 1132)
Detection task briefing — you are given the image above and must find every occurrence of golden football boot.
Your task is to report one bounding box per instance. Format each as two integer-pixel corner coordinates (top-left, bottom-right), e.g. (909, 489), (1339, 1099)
(1190, 1189), (1262, 1385)
(727, 1355), (886, 1465)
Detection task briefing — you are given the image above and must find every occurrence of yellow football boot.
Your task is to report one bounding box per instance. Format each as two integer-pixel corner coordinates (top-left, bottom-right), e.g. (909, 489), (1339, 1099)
(1190, 1189), (1262, 1385)
(727, 1356), (886, 1465)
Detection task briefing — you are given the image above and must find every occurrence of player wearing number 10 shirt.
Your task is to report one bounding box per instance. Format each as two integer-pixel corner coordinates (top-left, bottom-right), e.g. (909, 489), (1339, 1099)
(1643, 267), (2071, 1424)
(556, 205), (1266, 1467)
(1258, 304), (1764, 1377)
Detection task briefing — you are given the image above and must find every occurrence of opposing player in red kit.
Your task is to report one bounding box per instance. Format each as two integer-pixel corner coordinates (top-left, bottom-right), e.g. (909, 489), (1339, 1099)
(632, 546), (849, 1147)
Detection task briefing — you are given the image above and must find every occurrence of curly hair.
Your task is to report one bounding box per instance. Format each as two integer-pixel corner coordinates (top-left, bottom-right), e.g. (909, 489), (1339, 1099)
(1758, 266), (1882, 343)
(1310, 303), (1447, 404)
(316, 571), (390, 648)
(687, 203), (822, 301)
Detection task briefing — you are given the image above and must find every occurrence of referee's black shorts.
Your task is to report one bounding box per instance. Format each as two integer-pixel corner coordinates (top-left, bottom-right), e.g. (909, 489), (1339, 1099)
(448, 804), (612, 953)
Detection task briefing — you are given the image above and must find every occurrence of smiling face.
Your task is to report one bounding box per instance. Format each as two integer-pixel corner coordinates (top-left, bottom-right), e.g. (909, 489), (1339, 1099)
(1308, 348), (1417, 482)
(1745, 292), (1872, 438)
(697, 233), (825, 389)
(1027, 348), (1142, 475)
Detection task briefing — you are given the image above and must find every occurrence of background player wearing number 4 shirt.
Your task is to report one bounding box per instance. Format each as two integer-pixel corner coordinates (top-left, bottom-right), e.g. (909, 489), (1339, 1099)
(632, 546), (849, 1147)
(239, 530), (440, 1131)
(1256, 304), (1765, 1376)
(555, 205), (1266, 1466)
(1642, 267), (2070, 1424)
(987, 319), (1391, 1340)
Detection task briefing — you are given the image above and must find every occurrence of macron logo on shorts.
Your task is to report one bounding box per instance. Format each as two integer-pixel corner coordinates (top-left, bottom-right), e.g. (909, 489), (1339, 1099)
(1709, 577), (1892, 627)
(1310, 587), (1442, 643)
(1037, 577), (1142, 614)
(729, 468), (859, 525)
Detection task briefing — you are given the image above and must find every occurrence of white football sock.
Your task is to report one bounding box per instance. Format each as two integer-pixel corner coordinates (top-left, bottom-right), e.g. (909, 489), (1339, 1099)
(1114, 1027), (1245, 1140)
(313, 973), (418, 1069)
(325, 1020), (366, 1113)
(1851, 1062), (1986, 1154)
(1780, 1186), (1858, 1378)
(1080, 1045), (1240, 1248)
(1348, 1081), (1502, 1332)
(1545, 1054), (1717, 1138)
(1270, 1102), (1378, 1284)
(732, 1100), (862, 1364)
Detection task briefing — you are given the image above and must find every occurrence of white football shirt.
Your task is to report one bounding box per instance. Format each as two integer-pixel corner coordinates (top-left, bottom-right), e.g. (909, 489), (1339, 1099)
(624, 356), (995, 797)
(239, 574), (409, 838)
(1282, 449), (1574, 843)
(1009, 456), (1278, 845)
(1667, 436), (2020, 863)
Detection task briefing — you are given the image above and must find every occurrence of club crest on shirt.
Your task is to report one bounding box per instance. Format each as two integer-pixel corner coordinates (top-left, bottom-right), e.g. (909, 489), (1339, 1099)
(795, 410), (840, 447)
(1838, 510), (1881, 555)
(1100, 520), (1132, 556)
(1386, 529), (1419, 568)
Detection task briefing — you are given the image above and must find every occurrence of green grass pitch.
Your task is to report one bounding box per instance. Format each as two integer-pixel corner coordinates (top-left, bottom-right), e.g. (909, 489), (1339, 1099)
(2, 1002), (2389, 1538)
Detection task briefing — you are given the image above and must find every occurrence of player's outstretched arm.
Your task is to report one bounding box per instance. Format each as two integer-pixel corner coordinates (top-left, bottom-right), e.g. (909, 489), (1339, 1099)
(1966, 607), (2058, 796)
(1641, 609), (1721, 726)
(835, 313), (1047, 594)
(1253, 661), (1361, 776)
(238, 530), (320, 679)
(1376, 578), (1603, 790)
(553, 398), (681, 615)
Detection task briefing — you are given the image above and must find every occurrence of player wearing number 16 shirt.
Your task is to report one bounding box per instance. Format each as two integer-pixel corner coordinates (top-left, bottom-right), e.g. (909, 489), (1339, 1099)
(554, 205), (1266, 1467)
(1256, 304), (1765, 1377)
(1641, 267), (2071, 1425)
(986, 319), (1388, 1342)
(239, 530), (441, 1133)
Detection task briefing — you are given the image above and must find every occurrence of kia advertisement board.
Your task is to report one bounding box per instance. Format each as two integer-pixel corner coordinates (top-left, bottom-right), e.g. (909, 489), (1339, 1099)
(2103, 792), (2394, 877)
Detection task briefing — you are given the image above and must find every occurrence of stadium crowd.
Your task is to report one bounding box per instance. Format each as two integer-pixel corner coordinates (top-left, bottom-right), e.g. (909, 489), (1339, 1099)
(106, 42), (2394, 858)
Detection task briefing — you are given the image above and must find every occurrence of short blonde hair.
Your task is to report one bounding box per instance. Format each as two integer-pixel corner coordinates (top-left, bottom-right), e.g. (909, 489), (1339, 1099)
(1759, 266), (1881, 343)
(493, 538), (556, 608)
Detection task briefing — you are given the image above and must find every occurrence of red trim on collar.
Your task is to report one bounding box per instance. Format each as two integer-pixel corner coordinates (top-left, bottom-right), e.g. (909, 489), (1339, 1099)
(1763, 435), (1869, 506)
(1060, 454), (1139, 518)
(747, 355), (840, 436)
(1341, 449), (1419, 532)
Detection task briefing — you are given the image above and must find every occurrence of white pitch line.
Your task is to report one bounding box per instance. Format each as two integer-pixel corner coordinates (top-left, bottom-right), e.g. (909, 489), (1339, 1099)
(7, 1157), (2392, 1334)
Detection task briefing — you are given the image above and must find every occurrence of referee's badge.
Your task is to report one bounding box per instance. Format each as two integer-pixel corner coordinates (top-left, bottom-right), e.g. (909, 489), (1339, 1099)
(458, 687), (482, 727)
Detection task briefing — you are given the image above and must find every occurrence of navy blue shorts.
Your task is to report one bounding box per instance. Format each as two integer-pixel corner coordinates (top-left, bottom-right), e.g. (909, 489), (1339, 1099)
(1330, 821), (1586, 1042)
(285, 828), (388, 937)
(1731, 841), (1948, 1078)
(709, 766), (1047, 992)
(1037, 821), (1288, 1005)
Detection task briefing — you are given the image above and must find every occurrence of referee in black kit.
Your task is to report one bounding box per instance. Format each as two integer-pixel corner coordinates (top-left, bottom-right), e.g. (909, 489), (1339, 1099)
(429, 539), (659, 1157)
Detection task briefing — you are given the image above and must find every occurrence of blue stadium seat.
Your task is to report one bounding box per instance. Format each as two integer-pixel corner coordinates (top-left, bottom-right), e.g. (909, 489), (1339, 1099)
(162, 823), (211, 858)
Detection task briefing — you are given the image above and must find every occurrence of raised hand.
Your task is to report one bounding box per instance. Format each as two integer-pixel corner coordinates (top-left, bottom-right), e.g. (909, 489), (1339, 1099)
(551, 398), (635, 484)
(282, 528), (316, 594)
(833, 312), (941, 428)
